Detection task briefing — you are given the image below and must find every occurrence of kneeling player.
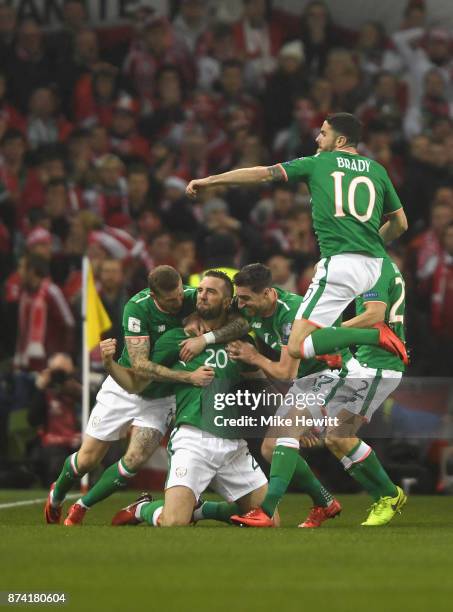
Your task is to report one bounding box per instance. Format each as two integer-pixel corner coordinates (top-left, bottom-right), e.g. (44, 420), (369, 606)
(105, 272), (275, 527)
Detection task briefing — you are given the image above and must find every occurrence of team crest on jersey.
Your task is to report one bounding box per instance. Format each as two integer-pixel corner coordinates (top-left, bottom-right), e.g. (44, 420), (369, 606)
(281, 323), (292, 343)
(251, 322), (262, 329)
(128, 317), (141, 332)
(158, 325), (166, 332)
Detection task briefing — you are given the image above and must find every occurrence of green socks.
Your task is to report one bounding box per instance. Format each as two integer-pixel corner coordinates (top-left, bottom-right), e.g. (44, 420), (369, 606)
(343, 441), (398, 501)
(140, 500), (240, 526)
(81, 459), (136, 508)
(53, 453), (82, 504)
(261, 444), (334, 518)
(304, 327), (379, 357)
(197, 501), (240, 523)
(140, 500), (164, 525)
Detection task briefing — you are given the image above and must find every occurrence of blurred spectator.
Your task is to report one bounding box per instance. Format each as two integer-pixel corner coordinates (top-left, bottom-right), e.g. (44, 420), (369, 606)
(267, 254), (297, 293)
(405, 68), (452, 138)
(73, 63), (121, 128)
(173, 233), (198, 281)
(355, 21), (388, 79)
(6, 19), (54, 113)
(28, 352), (81, 487)
(295, 1), (344, 79)
(410, 201), (453, 291)
(0, 72), (25, 134)
(97, 258), (127, 354)
(126, 164), (153, 220)
(26, 87), (73, 150)
(197, 21), (237, 90)
(0, 128), (26, 230)
(109, 95), (150, 163)
(273, 97), (318, 159)
(263, 41), (307, 142)
(14, 254), (75, 372)
(430, 222), (453, 374)
(123, 14), (194, 107)
(217, 59), (261, 131)
(173, 0), (209, 54)
(0, 3), (16, 72)
(85, 154), (129, 226)
(140, 64), (187, 143)
(160, 175), (200, 233)
(232, 0), (285, 90)
(358, 72), (406, 137)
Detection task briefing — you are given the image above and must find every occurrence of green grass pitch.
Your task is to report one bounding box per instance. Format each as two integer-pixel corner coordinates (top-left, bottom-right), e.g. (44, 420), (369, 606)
(1, 490), (452, 612)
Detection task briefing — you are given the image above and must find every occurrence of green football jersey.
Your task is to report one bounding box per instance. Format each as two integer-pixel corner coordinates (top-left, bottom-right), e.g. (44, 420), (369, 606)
(118, 285), (197, 399)
(355, 257), (406, 372)
(151, 328), (255, 437)
(238, 287), (350, 377)
(280, 151), (402, 258)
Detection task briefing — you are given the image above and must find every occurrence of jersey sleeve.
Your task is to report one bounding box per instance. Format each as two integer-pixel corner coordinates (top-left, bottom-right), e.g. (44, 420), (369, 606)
(382, 172), (403, 215)
(280, 156), (316, 183)
(151, 329), (186, 367)
(122, 300), (151, 338)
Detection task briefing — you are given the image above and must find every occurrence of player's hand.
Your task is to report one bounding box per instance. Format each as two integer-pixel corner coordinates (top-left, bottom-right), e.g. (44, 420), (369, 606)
(189, 366), (215, 387)
(179, 336), (206, 362)
(227, 340), (258, 365)
(186, 178), (210, 199)
(100, 338), (117, 367)
(299, 431), (320, 448)
(184, 313), (209, 336)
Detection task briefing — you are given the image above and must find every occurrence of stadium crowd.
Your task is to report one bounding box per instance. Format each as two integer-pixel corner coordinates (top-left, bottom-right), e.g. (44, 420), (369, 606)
(0, 0), (452, 489)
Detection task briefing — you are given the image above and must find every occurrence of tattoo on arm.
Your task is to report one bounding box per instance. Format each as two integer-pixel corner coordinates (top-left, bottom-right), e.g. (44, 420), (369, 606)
(267, 165), (284, 182)
(213, 316), (250, 344)
(125, 335), (192, 383)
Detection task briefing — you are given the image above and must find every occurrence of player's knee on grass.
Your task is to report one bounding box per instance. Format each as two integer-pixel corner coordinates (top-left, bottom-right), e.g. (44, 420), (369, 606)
(160, 486), (196, 527)
(124, 427), (162, 471)
(76, 437), (110, 472)
(261, 437), (277, 463)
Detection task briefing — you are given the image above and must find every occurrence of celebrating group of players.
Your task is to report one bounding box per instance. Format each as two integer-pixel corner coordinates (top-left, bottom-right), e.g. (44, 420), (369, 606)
(44, 112), (410, 529)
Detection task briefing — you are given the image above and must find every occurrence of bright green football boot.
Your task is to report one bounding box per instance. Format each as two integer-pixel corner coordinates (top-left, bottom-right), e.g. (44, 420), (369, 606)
(361, 486), (407, 526)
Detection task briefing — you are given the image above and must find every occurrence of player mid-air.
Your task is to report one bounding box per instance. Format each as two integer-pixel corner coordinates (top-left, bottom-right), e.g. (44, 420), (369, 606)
(186, 112), (409, 366)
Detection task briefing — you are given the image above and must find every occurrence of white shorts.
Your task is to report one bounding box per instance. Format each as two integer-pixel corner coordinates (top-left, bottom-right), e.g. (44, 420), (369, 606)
(296, 254), (383, 327)
(275, 368), (340, 427)
(166, 425), (267, 502)
(326, 358), (403, 422)
(85, 376), (176, 441)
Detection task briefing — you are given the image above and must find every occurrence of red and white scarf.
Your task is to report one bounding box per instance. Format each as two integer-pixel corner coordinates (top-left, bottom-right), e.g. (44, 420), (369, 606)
(14, 278), (51, 369)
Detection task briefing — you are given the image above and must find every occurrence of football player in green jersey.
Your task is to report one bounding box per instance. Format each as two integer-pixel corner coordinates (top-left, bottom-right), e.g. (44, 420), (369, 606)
(185, 112), (408, 366)
(322, 256), (407, 526)
(45, 266), (248, 526)
(106, 272), (272, 528)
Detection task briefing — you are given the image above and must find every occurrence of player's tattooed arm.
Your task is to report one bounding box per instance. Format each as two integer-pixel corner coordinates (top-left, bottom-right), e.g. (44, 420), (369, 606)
(266, 165), (286, 182)
(179, 316), (250, 362)
(125, 336), (214, 387)
(213, 315), (250, 343)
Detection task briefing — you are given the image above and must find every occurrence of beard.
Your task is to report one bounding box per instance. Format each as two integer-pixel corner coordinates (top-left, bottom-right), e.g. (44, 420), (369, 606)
(196, 303), (223, 320)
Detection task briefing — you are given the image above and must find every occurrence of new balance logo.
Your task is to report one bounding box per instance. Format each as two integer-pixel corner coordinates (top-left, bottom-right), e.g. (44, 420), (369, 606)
(158, 325), (166, 332)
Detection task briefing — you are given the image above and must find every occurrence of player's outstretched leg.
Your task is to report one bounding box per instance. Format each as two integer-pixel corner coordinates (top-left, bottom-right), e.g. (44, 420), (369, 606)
(64, 426), (161, 526)
(45, 436), (109, 524)
(300, 325), (408, 364)
(231, 438), (341, 528)
(327, 436), (406, 526)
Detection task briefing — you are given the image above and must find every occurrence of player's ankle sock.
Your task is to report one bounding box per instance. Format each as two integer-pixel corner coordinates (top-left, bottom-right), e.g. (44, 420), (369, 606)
(140, 500), (164, 526)
(261, 440), (300, 517)
(292, 455), (334, 507)
(81, 459), (137, 508)
(303, 327), (379, 358)
(342, 442), (382, 501)
(195, 501), (240, 524)
(359, 448), (398, 498)
(53, 453), (82, 504)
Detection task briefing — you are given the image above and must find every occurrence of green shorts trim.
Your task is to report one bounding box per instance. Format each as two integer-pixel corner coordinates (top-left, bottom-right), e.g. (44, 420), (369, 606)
(301, 257), (331, 320)
(360, 369), (383, 417)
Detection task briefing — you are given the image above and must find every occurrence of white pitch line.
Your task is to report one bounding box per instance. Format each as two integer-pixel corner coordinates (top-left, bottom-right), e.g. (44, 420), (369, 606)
(0, 493), (79, 510)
